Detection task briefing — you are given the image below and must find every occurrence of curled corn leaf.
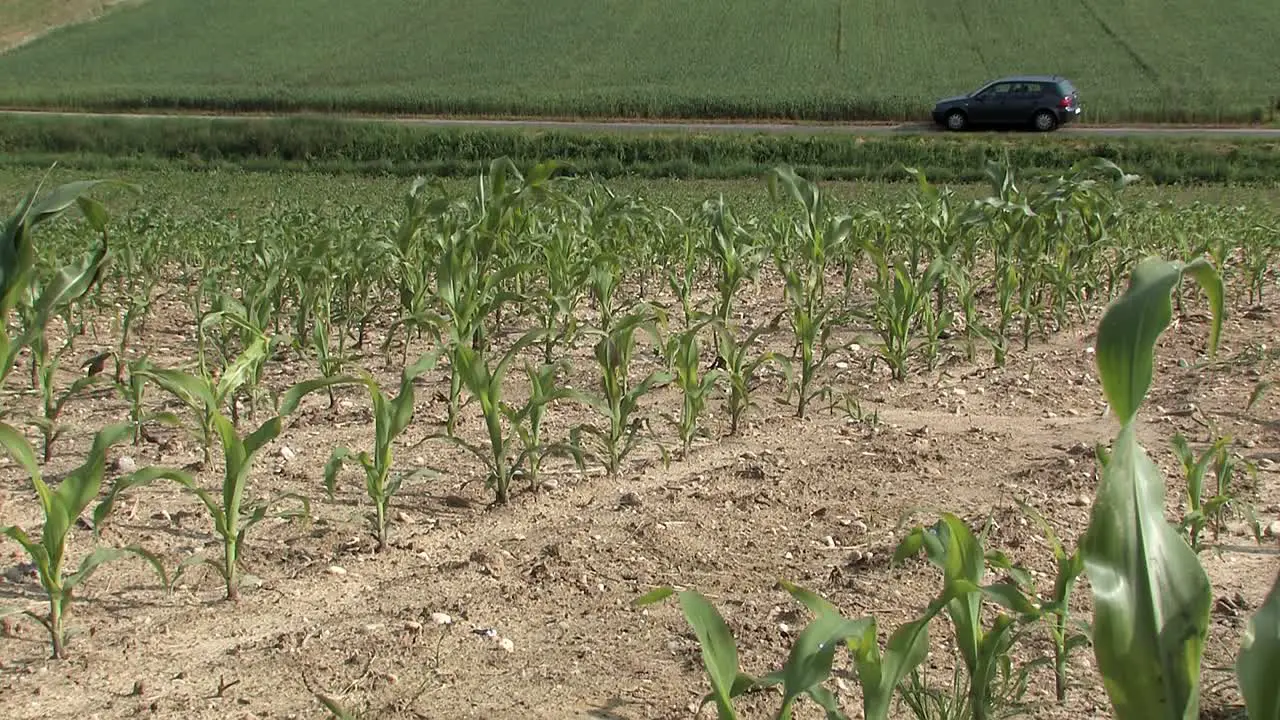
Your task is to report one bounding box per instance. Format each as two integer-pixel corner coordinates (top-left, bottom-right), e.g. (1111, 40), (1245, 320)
(1082, 256), (1222, 720)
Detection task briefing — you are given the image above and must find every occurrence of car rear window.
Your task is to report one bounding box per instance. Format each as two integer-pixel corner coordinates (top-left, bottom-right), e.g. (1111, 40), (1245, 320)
(1055, 80), (1077, 95)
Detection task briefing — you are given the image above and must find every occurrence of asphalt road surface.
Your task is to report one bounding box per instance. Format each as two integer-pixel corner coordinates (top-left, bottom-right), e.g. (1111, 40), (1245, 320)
(4, 108), (1280, 138)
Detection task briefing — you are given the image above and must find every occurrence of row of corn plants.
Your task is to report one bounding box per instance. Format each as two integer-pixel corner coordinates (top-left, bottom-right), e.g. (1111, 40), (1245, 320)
(0, 157), (1275, 684)
(639, 255), (1279, 719)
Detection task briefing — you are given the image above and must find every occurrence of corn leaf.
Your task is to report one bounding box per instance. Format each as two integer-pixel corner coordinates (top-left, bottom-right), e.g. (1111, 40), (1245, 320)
(1081, 256), (1221, 720)
(1237, 569), (1280, 720)
(636, 587), (739, 720)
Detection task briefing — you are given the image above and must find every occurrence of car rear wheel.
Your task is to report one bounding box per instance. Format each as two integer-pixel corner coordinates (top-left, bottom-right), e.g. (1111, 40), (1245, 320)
(1033, 110), (1058, 132)
(945, 110), (967, 131)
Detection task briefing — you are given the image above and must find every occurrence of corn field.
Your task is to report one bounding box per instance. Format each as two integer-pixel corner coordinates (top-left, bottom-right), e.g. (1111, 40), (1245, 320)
(0, 158), (1277, 719)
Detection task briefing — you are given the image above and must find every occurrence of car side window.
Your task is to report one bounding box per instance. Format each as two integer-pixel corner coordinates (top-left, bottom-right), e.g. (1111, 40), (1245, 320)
(978, 82), (1014, 99)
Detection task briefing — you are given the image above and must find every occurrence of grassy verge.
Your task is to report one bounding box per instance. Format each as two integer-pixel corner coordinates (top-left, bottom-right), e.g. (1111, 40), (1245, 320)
(2, 115), (1280, 185)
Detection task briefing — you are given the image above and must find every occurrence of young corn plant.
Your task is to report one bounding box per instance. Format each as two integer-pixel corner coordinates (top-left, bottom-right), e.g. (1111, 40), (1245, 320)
(1170, 433), (1232, 551)
(435, 329), (571, 505)
(23, 303), (107, 461)
(863, 249), (949, 381)
(1080, 255), (1223, 720)
(893, 513), (1038, 720)
(781, 581), (945, 720)
(768, 167), (850, 418)
(534, 223), (593, 362)
(662, 317), (724, 457)
(0, 177), (120, 398)
(635, 583), (875, 720)
(991, 501), (1091, 703)
(1, 423), (177, 659)
(507, 359), (576, 494)
(323, 351), (440, 551)
(714, 320), (788, 436)
(98, 374), (346, 600)
(701, 196), (763, 331)
(569, 307), (672, 476)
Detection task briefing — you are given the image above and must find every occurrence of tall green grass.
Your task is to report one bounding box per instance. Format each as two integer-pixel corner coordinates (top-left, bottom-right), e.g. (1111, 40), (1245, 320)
(1, 116), (1279, 185)
(0, 0), (1276, 124)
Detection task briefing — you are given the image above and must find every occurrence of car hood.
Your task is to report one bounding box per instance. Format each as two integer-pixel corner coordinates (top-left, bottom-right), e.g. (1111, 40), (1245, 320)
(934, 95), (970, 107)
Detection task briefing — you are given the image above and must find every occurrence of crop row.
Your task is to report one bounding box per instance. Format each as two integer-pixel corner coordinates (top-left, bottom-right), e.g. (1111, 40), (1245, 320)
(0, 158), (1277, 717)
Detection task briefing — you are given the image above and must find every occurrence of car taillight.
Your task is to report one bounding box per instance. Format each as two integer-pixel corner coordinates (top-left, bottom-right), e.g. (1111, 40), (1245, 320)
(1058, 96), (1072, 108)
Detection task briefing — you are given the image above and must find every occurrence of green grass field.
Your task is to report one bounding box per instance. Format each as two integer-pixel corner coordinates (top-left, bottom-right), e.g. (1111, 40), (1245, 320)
(0, 0), (1277, 124)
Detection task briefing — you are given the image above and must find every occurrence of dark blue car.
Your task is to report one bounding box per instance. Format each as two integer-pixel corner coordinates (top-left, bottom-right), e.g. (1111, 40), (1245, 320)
(932, 75), (1082, 132)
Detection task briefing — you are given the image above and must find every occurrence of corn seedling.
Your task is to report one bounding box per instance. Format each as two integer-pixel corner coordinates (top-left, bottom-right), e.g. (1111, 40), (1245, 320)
(507, 359), (577, 494)
(714, 320), (788, 436)
(1, 423), (176, 658)
(665, 220), (699, 328)
(323, 351), (440, 550)
(139, 326), (270, 468)
(434, 329), (566, 505)
(635, 584), (872, 720)
(863, 249), (949, 380)
(893, 513), (1038, 720)
(433, 222), (528, 435)
(661, 316), (724, 457)
(569, 307), (672, 476)
(1080, 255), (1223, 720)
(1170, 433), (1233, 551)
(99, 374), (347, 600)
(781, 580), (942, 720)
(701, 196), (763, 331)
(0, 176), (121, 395)
(993, 500), (1091, 703)
(768, 167), (849, 418)
(534, 222), (593, 362)
(28, 341), (111, 462)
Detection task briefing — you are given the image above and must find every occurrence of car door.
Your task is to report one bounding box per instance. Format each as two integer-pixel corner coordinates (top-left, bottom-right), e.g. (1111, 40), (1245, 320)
(969, 82), (1015, 124)
(1002, 82), (1040, 123)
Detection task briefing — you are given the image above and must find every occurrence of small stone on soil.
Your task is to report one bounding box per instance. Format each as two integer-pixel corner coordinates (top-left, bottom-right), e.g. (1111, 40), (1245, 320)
(1265, 520), (1280, 538)
(278, 446), (297, 462)
(113, 456), (138, 473)
(1068, 494), (1091, 507)
(326, 565), (347, 576)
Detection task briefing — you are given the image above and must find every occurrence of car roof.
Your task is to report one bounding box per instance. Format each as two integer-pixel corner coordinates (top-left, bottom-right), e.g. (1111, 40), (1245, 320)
(985, 74), (1071, 84)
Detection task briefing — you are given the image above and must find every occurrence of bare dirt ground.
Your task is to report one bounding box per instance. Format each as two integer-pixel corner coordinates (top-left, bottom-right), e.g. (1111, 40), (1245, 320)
(0, 270), (1277, 720)
(0, 0), (142, 53)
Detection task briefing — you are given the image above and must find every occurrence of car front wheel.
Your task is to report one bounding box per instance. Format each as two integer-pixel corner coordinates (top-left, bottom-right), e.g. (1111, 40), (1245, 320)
(1033, 110), (1058, 132)
(945, 110), (967, 131)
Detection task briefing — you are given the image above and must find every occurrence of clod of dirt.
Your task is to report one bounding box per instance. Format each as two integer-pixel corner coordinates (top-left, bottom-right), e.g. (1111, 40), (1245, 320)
(470, 550), (504, 576)
(430, 612), (453, 626)
(619, 491), (643, 508)
(1265, 520), (1280, 538)
(1068, 494), (1092, 507)
(443, 495), (474, 509)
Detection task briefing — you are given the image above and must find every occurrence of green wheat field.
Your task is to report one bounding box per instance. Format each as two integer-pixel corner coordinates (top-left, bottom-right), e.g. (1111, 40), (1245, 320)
(0, 0), (1277, 123)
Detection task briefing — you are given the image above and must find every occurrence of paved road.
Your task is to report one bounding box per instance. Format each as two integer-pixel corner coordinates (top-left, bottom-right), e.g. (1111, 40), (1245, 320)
(4, 108), (1280, 138)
